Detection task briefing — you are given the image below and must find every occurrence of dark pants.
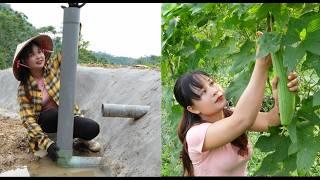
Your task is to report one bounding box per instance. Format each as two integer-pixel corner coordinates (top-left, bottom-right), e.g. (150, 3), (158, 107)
(38, 108), (100, 141)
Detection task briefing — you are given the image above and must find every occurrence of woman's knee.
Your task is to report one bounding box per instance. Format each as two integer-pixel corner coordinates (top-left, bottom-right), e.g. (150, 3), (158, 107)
(74, 117), (100, 140)
(88, 120), (100, 139)
(38, 108), (58, 132)
(39, 108), (58, 123)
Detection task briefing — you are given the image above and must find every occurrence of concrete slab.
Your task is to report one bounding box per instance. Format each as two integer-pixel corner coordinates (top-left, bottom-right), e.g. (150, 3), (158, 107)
(0, 66), (161, 176)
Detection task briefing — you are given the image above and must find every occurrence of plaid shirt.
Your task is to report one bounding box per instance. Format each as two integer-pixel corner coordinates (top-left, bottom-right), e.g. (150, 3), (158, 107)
(17, 52), (83, 152)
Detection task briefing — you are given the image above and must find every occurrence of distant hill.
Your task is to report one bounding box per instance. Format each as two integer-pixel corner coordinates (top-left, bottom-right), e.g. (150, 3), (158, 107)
(93, 51), (160, 66)
(0, 3), (38, 69)
(0, 3), (160, 70)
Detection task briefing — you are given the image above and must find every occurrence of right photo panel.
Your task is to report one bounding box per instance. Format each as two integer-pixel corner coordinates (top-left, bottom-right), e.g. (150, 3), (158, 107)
(161, 3), (320, 176)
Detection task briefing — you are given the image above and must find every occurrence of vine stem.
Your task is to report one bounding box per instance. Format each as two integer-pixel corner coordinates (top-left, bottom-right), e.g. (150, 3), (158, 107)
(266, 11), (274, 106)
(267, 11), (273, 32)
(267, 76), (273, 97)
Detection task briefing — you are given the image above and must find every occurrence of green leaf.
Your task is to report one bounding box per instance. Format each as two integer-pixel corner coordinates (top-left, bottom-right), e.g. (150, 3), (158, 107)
(255, 132), (291, 175)
(255, 139), (291, 175)
(301, 52), (320, 71)
(273, 4), (290, 30)
(180, 36), (198, 57)
(256, 32), (281, 59)
(301, 3), (319, 14)
(286, 3), (304, 9)
(277, 154), (297, 176)
(303, 31), (320, 55)
(200, 39), (211, 51)
(288, 119), (299, 156)
(255, 127), (283, 153)
(180, 45), (196, 57)
(255, 135), (278, 153)
(297, 96), (320, 126)
(161, 60), (171, 86)
(190, 4), (204, 15)
(207, 36), (237, 59)
(256, 3), (273, 20)
(254, 152), (283, 176)
(299, 11), (319, 28)
(306, 17), (320, 33)
(296, 126), (320, 172)
(301, 52), (320, 77)
(283, 17), (303, 46)
(229, 40), (255, 74)
(225, 68), (251, 104)
(196, 16), (209, 27)
(256, 3), (289, 30)
(165, 17), (178, 41)
(224, 14), (239, 30)
(296, 146), (318, 172)
(288, 143), (299, 156)
(299, 28), (307, 41)
(283, 43), (305, 72)
(313, 90), (320, 107)
(167, 103), (183, 129)
(288, 118), (297, 144)
(271, 137), (291, 161)
(186, 53), (201, 72)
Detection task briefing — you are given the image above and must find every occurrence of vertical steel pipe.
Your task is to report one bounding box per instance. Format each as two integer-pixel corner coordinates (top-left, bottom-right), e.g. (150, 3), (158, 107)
(57, 7), (80, 161)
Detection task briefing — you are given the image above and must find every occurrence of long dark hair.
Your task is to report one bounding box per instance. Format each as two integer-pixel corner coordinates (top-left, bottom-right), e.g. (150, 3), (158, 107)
(17, 40), (41, 100)
(174, 70), (248, 176)
(18, 40), (41, 84)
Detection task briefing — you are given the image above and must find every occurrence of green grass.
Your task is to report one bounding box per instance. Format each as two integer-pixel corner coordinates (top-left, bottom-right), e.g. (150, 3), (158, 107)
(161, 108), (183, 176)
(247, 131), (269, 176)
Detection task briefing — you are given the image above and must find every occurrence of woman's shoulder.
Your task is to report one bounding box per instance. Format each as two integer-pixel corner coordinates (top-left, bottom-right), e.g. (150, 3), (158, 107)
(46, 51), (62, 68)
(189, 122), (212, 131)
(186, 123), (213, 154)
(186, 123), (211, 141)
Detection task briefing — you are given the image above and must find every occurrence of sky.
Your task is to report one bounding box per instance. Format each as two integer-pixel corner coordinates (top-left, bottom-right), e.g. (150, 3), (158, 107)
(9, 3), (161, 58)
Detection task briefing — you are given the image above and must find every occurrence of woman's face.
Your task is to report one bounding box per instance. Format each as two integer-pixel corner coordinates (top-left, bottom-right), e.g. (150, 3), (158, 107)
(24, 45), (45, 70)
(188, 74), (227, 117)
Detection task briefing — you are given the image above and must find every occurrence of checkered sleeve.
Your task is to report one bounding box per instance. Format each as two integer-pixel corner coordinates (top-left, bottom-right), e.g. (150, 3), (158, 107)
(47, 52), (62, 72)
(17, 84), (54, 152)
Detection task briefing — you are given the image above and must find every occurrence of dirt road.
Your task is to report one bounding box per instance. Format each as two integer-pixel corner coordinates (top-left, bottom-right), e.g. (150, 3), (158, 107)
(0, 116), (36, 173)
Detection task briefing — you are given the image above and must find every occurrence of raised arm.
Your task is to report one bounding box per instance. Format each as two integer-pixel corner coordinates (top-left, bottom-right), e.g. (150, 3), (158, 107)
(46, 51), (62, 72)
(249, 72), (299, 132)
(203, 53), (271, 151)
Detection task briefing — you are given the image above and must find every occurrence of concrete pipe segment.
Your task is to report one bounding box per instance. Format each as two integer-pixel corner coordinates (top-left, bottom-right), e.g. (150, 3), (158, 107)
(101, 104), (150, 120)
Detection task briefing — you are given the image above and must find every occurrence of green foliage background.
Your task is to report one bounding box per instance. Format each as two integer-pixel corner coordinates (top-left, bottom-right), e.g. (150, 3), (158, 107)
(0, 3), (159, 70)
(161, 3), (320, 176)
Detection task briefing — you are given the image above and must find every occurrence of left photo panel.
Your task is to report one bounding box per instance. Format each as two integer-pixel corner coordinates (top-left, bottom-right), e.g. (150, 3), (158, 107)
(0, 3), (161, 177)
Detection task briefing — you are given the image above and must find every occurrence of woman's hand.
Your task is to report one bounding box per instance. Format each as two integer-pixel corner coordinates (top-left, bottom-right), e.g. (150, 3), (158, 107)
(272, 72), (299, 108)
(256, 31), (272, 68)
(47, 142), (60, 162)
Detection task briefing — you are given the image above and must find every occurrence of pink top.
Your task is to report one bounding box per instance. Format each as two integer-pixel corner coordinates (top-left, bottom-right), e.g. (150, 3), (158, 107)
(36, 78), (58, 111)
(186, 123), (253, 176)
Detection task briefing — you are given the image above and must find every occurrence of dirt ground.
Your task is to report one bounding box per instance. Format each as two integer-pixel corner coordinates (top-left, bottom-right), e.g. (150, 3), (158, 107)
(0, 114), (104, 175)
(0, 116), (36, 173)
